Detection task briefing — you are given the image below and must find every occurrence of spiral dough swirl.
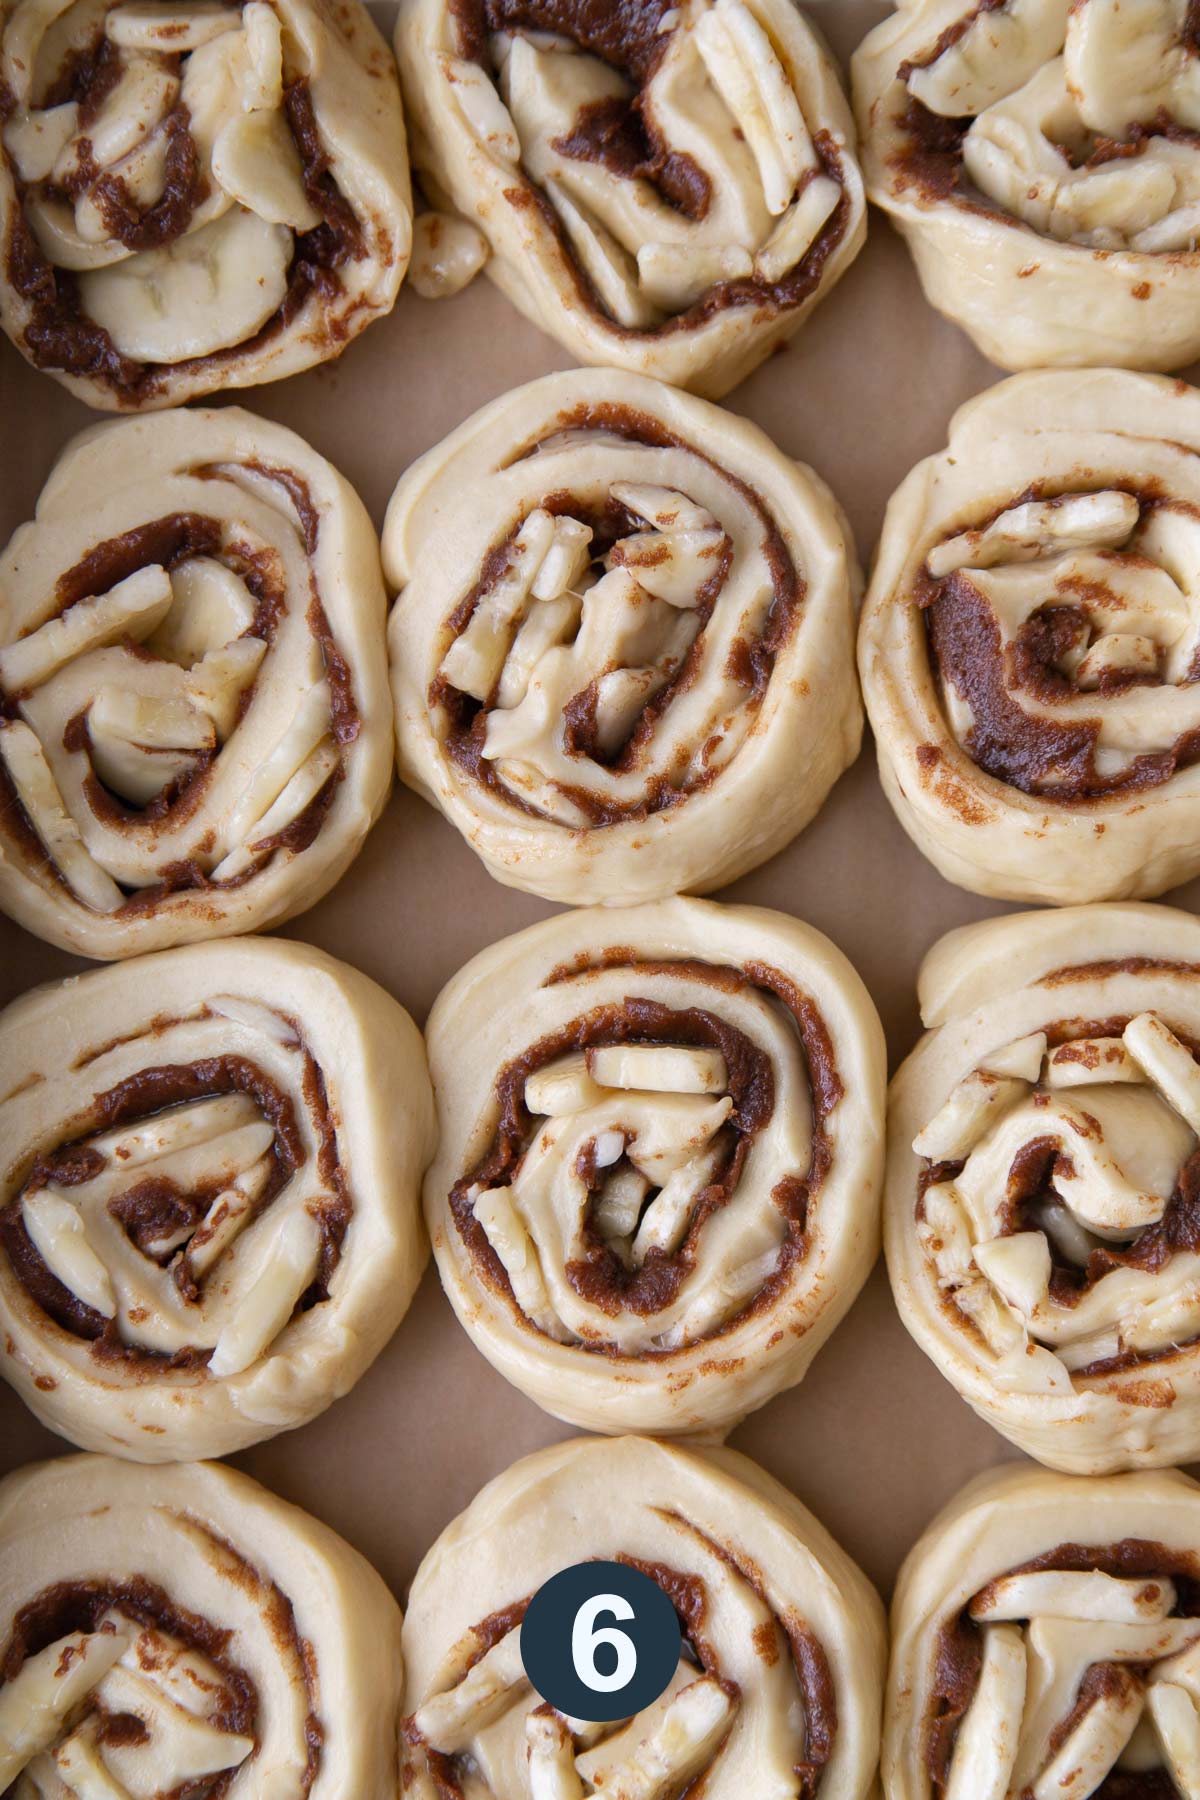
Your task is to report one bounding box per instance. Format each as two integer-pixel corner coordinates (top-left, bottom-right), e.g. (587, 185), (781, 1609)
(859, 369), (1200, 906)
(0, 407), (394, 958)
(422, 896), (884, 1437)
(385, 368), (862, 907)
(393, 0), (865, 398)
(854, 0), (1200, 372)
(885, 899), (1200, 1475)
(402, 1435), (885, 1800)
(0, 0), (411, 409)
(885, 1463), (1200, 1800)
(0, 935), (433, 1461)
(0, 1452), (404, 1798)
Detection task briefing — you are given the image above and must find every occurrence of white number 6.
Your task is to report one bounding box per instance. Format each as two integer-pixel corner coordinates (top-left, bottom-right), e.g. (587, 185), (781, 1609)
(571, 1594), (638, 1693)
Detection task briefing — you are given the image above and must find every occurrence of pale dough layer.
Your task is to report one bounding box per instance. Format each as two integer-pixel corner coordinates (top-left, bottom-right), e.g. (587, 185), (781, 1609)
(886, 1463), (1200, 1800)
(394, 0), (865, 398)
(423, 895), (885, 1438)
(385, 366), (862, 906)
(0, 935), (433, 1461)
(403, 1435), (886, 1800)
(0, 406), (394, 957)
(0, 1452), (405, 1798)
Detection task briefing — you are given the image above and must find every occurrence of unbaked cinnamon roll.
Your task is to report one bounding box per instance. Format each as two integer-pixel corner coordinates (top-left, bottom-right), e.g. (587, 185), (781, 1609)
(853, 0), (1200, 373)
(402, 1435), (886, 1800)
(393, 0), (865, 398)
(887, 899), (1200, 1475)
(0, 0), (411, 409)
(0, 935), (433, 1461)
(886, 1462), (1200, 1800)
(0, 1451), (403, 1796)
(860, 368), (1200, 906)
(384, 367), (862, 906)
(0, 407), (393, 958)
(423, 897), (885, 1437)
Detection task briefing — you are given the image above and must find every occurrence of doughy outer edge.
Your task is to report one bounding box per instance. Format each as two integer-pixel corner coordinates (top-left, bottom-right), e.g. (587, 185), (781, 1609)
(0, 405), (396, 959)
(883, 1459), (1200, 1799)
(0, 934), (435, 1460)
(384, 367), (863, 908)
(886, 900), (1200, 1473)
(423, 895), (885, 1438)
(858, 368), (1200, 906)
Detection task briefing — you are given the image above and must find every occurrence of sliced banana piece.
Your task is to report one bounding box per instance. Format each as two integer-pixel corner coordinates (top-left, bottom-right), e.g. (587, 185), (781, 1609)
(78, 206), (291, 363)
(52, 52), (179, 185)
(105, 0), (242, 51)
(0, 1629), (131, 1786)
(2, 100), (78, 183)
(909, 0), (1072, 118)
(0, 723), (123, 914)
(438, 52), (521, 165)
(0, 564), (172, 695)
(693, 0), (814, 215)
(525, 1054), (604, 1118)
(637, 240), (754, 313)
(211, 107), (321, 231)
(240, 0), (284, 112)
(207, 1206), (323, 1378)
(588, 1045), (728, 1095)
(21, 1190), (117, 1319)
(152, 556), (257, 666)
(26, 192), (136, 272)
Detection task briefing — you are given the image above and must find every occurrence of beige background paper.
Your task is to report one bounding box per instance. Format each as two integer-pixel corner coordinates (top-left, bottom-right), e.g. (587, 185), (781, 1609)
(3, 0), (1190, 1604)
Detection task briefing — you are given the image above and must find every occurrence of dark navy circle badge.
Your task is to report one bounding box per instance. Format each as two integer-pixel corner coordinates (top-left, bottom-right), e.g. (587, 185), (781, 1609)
(520, 1561), (682, 1722)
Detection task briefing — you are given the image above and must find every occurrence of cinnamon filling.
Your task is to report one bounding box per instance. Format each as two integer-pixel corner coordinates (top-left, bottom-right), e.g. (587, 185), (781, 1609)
(2, 1555), (323, 1798)
(1, 65), (362, 403)
(430, 402), (802, 825)
(917, 493), (1200, 803)
(916, 990), (1200, 1380)
(926, 1542), (1200, 1799)
(449, 955), (839, 1352)
(406, 1555), (836, 1799)
(448, 0), (851, 333)
(0, 473), (357, 907)
(0, 1037), (351, 1371)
